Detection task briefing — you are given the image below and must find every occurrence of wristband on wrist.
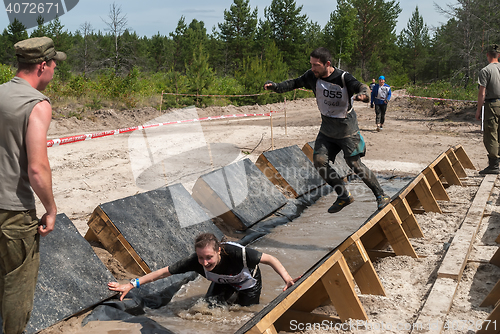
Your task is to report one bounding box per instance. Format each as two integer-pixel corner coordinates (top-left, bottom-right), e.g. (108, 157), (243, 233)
(130, 278), (140, 288)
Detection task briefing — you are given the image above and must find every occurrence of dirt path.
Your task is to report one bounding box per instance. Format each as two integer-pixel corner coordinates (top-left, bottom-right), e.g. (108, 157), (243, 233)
(43, 94), (485, 234)
(38, 95), (499, 333)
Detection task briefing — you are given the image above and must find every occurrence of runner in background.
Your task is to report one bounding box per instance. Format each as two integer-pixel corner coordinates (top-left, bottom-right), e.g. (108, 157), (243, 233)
(370, 76), (392, 132)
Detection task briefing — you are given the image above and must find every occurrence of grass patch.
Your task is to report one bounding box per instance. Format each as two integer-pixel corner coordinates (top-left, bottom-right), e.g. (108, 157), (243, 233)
(405, 80), (477, 102)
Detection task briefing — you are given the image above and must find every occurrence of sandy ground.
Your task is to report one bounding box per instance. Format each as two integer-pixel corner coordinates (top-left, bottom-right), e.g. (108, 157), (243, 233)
(36, 93), (500, 333)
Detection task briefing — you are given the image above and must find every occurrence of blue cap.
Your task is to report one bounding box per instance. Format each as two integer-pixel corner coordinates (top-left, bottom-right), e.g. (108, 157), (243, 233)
(378, 76), (385, 80)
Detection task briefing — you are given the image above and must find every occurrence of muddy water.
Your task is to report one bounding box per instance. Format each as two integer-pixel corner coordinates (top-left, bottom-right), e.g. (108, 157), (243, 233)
(143, 176), (410, 334)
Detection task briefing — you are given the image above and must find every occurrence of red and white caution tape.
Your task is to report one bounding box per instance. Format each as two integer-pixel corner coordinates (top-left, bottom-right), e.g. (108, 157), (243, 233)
(162, 92), (272, 97)
(393, 93), (477, 103)
(47, 111), (279, 148)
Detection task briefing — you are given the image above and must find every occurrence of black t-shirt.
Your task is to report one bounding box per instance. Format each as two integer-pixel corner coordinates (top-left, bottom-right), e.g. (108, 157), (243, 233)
(274, 68), (367, 139)
(168, 243), (262, 278)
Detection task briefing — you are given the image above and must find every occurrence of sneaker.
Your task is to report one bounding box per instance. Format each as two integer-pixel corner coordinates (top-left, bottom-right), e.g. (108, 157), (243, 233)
(479, 165), (500, 175)
(376, 195), (391, 210)
(328, 195), (354, 213)
(379, 125), (383, 130)
(376, 126), (380, 132)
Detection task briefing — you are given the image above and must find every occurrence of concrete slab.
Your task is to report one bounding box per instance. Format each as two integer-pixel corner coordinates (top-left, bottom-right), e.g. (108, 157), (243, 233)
(98, 183), (223, 271)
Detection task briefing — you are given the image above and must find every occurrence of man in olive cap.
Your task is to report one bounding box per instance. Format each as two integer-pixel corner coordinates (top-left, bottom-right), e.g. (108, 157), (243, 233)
(0, 36), (65, 334)
(476, 44), (500, 174)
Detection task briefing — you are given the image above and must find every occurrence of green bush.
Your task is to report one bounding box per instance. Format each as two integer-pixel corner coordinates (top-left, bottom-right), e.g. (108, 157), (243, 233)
(67, 74), (88, 97)
(405, 80), (477, 102)
(0, 64), (14, 84)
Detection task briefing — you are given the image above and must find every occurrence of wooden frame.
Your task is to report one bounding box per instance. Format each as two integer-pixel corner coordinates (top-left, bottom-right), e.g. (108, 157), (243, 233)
(85, 206), (150, 276)
(235, 145), (473, 334)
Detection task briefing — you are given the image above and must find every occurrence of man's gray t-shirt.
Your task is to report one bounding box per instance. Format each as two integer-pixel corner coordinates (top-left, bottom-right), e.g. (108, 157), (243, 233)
(0, 77), (49, 210)
(478, 62), (500, 99)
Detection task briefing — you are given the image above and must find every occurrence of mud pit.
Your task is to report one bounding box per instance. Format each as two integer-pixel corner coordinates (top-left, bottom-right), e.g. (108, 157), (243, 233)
(37, 93), (500, 333)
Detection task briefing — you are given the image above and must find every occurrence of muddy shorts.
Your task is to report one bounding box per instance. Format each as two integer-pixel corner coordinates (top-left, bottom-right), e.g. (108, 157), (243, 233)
(314, 131), (366, 160)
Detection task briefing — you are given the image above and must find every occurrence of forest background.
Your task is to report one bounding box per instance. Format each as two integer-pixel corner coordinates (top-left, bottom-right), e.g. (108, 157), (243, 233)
(0, 0), (495, 114)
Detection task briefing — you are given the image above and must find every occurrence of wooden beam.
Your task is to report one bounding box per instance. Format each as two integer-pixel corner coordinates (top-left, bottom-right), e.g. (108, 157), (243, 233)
(255, 154), (298, 198)
(445, 148), (467, 179)
(437, 226), (476, 280)
(413, 175), (442, 213)
(343, 240), (386, 296)
(321, 255), (368, 321)
(86, 206), (150, 276)
(480, 279), (500, 307)
(422, 166), (450, 201)
(301, 142), (314, 162)
(476, 302), (500, 334)
(378, 207), (418, 258)
(438, 174), (496, 280)
(490, 248), (500, 267)
(391, 197), (424, 238)
(414, 277), (458, 334)
(436, 155), (462, 186)
(452, 145), (475, 170)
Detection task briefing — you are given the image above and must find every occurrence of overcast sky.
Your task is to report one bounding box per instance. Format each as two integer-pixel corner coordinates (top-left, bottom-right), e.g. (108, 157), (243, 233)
(1, 0), (450, 38)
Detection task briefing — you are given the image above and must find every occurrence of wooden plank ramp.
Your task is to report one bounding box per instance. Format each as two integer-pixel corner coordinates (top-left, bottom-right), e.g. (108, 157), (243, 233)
(411, 174), (496, 333)
(235, 145), (470, 334)
(438, 174), (497, 279)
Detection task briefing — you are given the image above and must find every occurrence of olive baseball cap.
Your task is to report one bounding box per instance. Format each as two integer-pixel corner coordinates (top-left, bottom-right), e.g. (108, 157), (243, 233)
(14, 36), (67, 64)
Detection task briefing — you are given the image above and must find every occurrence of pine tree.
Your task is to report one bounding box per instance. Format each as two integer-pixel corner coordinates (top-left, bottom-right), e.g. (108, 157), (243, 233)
(263, 0), (308, 74)
(217, 0), (258, 74)
(3, 19), (28, 65)
(323, 0), (358, 69)
(186, 44), (214, 106)
(398, 6), (430, 83)
(349, 0), (401, 80)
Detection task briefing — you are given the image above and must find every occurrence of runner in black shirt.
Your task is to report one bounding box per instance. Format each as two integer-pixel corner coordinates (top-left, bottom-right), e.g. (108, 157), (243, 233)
(264, 47), (390, 213)
(108, 233), (297, 306)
